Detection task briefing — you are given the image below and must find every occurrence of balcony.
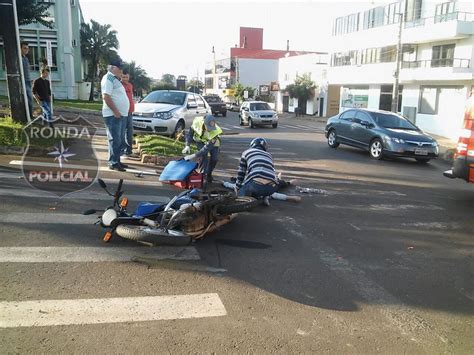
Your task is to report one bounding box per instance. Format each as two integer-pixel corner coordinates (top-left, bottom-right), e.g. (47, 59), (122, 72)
(400, 58), (472, 82)
(401, 58), (471, 69)
(403, 12), (473, 44)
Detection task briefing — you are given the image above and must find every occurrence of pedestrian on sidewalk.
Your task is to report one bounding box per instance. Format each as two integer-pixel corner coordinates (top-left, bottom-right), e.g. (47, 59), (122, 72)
(21, 41), (33, 118)
(32, 68), (53, 127)
(182, 114), (223, 184)
(100, 59), (130, 172)
(121, 69), (134, 156)
(234, 137), (278, 206)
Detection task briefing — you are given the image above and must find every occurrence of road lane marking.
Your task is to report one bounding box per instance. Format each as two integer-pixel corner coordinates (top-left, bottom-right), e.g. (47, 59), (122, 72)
(0, 293), (226, 328)
(0, 188), (170, 202)
(0, 246), (200, 263)
(221, 126), (231, 131)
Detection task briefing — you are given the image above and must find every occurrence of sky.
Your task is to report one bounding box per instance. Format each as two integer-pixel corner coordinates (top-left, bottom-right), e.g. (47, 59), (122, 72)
(80, 0), (386, 80)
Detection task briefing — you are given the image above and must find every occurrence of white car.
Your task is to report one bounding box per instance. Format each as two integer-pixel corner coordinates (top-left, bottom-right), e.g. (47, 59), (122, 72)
(132, 90), (210, 137)
(239, 101), (278, 128)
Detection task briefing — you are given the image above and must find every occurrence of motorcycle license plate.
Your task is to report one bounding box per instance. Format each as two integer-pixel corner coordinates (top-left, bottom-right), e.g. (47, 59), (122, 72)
(414, 148), (428, 155)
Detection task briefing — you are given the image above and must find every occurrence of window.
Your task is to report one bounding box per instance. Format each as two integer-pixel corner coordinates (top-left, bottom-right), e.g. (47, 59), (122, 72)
(435, 1), (456, 23)
(431, 44), (455, 67)
(339, 110), (355, 121)
(373, 112), (418, 129)
(355, 111), (372, 124)
(187, 94), (196, 106)
(195, 95), (205, 108)
(419, 87), (439, 114)
(0, 46), (5, 71)
(24, 45), (58, 72)
(380, 46), (396, 63)
(405, 0), (422, 22)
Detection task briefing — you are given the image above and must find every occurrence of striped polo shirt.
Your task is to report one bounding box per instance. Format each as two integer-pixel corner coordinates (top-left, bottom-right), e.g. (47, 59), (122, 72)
(235, 147), (278, 188)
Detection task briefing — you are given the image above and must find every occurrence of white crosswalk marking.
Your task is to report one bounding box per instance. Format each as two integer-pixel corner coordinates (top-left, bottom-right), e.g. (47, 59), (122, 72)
(0, 293), (227, 328)
(0, 246), (200, 262)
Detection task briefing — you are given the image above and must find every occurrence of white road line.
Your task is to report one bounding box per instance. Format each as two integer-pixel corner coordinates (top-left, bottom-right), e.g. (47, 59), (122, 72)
(9, 160), (161, 176)
(0, 189), (170, 202)
(0, 246), (200, 263)
(0, 293), (226, 328)
(221, 126), (231, 131)
(231, 125), (245, 130)
(1, 212), (98, 224)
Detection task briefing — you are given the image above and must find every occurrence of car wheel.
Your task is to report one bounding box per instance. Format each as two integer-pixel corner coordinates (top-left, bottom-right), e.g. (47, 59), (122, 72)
(173, 121), (185, 139)
(249, 118), (255, 128)
(415, 158), (431, 164)
(327, 129), (339, 148)
(239, 115), (244, 126)
(272, 123), (278, 128)
(369, 138), (383, 160)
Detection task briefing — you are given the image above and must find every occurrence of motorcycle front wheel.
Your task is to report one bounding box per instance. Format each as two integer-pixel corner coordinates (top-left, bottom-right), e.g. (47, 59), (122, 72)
(116, 225), (192, 246)
(216, 196), (259, 214)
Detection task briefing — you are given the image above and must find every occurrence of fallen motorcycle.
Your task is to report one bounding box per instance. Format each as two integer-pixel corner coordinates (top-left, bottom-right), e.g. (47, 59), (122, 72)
(83, 179), (258, 245)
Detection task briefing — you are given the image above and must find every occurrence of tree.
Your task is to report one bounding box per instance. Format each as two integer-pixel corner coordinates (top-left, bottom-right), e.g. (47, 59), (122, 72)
(232, 83), (255, 104)
(284, 73), (316, 107)
(80, 20), (119, 101)
(16, 0), (53, 28)
(125, 61), (151, 97)
(161, 74), (175, 86)
(187, 79), (204, 94)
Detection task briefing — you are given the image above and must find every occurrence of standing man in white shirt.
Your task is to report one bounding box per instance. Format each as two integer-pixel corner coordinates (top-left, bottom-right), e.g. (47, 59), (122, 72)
(100, 59), (130, 171)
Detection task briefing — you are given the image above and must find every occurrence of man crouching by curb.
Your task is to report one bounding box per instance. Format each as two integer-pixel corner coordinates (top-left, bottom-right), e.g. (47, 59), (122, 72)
(234, 137), (278, 206)
(182, 114), (222, 184)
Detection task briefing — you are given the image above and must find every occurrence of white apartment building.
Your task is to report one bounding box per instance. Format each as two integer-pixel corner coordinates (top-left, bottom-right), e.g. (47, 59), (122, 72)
(277, 53), (331, 116)
(329, 0), (473, 140)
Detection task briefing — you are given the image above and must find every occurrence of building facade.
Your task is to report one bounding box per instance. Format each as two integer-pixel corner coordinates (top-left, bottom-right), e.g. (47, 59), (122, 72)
(0, 0), (86, 100)
(204, 27), (316, 103)
(329, 0), (473, 140)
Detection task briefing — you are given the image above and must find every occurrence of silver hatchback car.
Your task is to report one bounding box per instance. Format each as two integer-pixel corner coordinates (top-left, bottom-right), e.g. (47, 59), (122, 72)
(239, 101), (278, 128)
(132, 90), (210, 137)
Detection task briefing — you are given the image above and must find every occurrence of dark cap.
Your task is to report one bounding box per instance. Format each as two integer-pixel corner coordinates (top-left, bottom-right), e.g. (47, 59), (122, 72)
(109, 59), (123, 69)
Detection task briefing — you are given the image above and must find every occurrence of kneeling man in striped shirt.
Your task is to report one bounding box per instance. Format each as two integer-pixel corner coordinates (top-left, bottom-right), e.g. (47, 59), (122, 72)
(235, 138), (278, 206)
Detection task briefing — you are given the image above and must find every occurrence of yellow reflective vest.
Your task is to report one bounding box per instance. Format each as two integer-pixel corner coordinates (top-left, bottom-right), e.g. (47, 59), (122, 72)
(191, 116), (222, 147)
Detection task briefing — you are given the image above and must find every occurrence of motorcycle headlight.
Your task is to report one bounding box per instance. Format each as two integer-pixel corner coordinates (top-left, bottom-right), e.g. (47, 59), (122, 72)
(102, 209), (117, 227)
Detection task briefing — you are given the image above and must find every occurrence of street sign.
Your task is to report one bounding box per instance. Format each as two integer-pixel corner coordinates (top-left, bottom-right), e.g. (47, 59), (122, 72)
(243, 90), (248, 99)
(259, 85), (270, 96)
(46, 40), (53, 66)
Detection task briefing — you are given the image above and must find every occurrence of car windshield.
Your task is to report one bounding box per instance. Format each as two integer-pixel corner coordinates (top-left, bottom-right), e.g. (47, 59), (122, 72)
(374, 112), (419, 130)
(141, 91), (186, 105)
(250, 103), (271, 111)
(204, 96), (221, 103)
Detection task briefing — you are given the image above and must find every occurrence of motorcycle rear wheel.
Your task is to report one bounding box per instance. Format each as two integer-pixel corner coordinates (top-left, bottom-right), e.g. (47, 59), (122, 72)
(216, 196), (259, 214)
(116, 225), (192, 246)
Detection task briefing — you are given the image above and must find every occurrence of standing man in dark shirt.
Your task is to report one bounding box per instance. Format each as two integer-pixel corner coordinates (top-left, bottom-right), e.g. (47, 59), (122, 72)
(21, 41), (33, 118)
(32, 68), (52, 127)
(121, 70), (134, 156)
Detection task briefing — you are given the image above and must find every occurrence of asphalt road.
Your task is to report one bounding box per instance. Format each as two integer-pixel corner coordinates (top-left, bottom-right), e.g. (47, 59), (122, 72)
(1, 111), (473, 353)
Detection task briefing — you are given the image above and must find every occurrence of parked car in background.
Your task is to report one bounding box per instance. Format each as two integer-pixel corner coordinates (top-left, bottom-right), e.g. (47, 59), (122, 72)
(132, 90), (209, 137)
(325, 108), (439, 162)
(203, 95), (227, 117)
(239, 101), (278, 128)
(444, 92), (474, 183)
(226, 102), (240, 112)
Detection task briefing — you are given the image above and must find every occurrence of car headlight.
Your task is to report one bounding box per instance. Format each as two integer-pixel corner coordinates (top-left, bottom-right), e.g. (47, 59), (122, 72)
(102, 209), (117, 227)
(431, 141), (438, 147)
(153, 111), (174, 119)
(392, 138), (405, 144)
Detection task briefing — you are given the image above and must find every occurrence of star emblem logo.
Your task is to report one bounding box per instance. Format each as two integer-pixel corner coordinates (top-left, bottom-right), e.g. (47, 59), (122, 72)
(48, 140), (76, 168)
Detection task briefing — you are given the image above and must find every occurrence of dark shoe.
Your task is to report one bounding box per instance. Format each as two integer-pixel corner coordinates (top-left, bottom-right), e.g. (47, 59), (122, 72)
(206, 174), (213, 184)
(119, 163), (129, 169)
(109, 165), (126, 172)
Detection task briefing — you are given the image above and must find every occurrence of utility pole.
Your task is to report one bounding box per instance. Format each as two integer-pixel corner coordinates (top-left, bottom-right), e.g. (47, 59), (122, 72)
(212, 45), (216, 94)
(391, 12), (404, 113)
(0, 0), (29, 123)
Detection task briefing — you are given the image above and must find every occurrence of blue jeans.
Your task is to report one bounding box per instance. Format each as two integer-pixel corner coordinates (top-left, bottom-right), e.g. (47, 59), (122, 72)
(103, 115), (124, 166)
(25, 82), (33, 118)
(196, 141), (219, 177)
(238, 180), (277, 198)
(121, 114), (133, 154)
(40, 100), (52, 126)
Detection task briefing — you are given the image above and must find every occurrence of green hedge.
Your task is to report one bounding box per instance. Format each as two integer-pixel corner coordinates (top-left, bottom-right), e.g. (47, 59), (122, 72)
(0, 117), (26, 147)
(136, 135), (196, 157)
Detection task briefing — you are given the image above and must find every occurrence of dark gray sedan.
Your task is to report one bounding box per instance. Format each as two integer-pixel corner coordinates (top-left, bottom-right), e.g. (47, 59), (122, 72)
(325, 109), (439, 163)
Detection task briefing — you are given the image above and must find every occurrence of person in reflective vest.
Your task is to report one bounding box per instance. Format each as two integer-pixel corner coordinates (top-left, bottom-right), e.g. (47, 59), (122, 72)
(182, 114), (223, 183)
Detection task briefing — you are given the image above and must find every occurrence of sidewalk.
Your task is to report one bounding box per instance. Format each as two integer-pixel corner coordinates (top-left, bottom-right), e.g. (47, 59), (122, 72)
(278, 112), (457, 163)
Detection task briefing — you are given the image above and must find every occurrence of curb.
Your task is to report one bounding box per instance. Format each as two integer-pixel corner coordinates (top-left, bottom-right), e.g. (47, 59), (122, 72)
(0, 146), (25, 155)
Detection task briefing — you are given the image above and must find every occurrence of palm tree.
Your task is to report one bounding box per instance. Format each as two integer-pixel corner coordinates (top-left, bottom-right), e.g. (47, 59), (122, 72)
(125, 61), (151, 98)
(80, 20), (119, 101)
